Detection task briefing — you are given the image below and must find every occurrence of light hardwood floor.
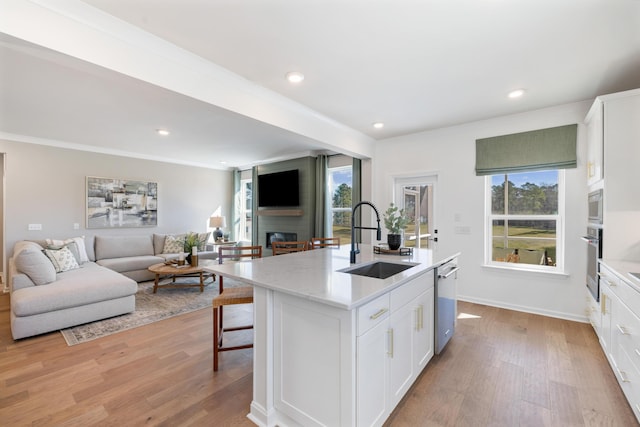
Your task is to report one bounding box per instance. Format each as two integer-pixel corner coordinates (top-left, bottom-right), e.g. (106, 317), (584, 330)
(0, 294), (637, 426)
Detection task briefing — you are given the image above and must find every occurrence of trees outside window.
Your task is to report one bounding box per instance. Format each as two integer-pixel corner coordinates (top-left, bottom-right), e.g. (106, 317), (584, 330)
(487, 170), (564, 270)
(329, 166), (352, 244)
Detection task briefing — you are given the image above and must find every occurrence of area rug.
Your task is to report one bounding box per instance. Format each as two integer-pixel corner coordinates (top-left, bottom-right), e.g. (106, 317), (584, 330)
(60, 276), (241, 346)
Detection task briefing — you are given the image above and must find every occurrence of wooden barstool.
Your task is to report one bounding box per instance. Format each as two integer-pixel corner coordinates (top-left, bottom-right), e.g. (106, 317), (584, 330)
(271, 240), (309, 255)
(213, 245), (262, 371)
(310, 237), (341, 249)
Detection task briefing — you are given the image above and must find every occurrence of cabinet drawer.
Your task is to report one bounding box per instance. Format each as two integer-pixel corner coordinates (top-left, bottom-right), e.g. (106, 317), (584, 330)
(615, 300), (640, 374)
(615, 345), (640, 421)
(390, 270), (434, 312)
(600, 264), (621, 291)
(357, 293), (390, 336)
(602, 267), (640, 316)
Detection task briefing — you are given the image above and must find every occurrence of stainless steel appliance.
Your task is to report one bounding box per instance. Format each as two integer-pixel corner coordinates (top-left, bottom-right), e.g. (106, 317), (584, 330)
(582, 225), (602, 301)
(435, 258), (458, 354)
(588, 189), (603, 224)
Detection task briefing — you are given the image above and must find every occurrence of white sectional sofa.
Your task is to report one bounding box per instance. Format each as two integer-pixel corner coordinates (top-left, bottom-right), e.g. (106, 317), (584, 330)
(8, 232), (219, 340)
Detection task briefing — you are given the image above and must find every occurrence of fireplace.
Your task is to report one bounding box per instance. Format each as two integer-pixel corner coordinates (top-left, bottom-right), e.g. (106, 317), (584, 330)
(266, 232), (298, 248)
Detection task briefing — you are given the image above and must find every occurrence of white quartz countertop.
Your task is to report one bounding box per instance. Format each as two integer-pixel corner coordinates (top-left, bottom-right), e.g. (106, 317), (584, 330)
(204, 244), (460, 310)
(601, 258), (640, 294)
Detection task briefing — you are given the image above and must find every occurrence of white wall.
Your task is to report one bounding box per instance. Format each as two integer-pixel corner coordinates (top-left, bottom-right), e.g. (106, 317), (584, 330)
(373, 101), (592, 321)
(1, 140), (233, 259)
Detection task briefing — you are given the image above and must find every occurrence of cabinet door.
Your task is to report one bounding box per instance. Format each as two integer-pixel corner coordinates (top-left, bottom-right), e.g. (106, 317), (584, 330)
(600, 286), (613, 361)
(388, 302), (414, 408)
(586, 289), (601, 338)
(357, 318), (389, 427)
(586, 99), (603, 186)
(414, 288), (435, 372)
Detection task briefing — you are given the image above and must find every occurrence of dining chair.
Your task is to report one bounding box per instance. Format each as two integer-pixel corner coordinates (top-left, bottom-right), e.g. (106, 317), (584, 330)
(310, 237), (341, 249)
(212, 245), (262, 371)
(271, 240), (309, 255)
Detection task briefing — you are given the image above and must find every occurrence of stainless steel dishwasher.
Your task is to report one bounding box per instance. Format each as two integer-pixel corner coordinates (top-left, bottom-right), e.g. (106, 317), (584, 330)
(435, 258), (459, 354)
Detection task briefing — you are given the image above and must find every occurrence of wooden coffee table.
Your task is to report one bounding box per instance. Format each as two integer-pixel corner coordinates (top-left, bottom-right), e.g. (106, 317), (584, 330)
(148, 260), (216, 293)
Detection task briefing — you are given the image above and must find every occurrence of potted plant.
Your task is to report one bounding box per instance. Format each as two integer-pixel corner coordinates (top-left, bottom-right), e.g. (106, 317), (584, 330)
(383, 203), (409, 250)
(184, 233), (200, 264)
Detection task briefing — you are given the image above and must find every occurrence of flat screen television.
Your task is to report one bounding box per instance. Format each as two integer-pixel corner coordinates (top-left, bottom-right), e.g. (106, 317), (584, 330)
(257, 169), (300, 207)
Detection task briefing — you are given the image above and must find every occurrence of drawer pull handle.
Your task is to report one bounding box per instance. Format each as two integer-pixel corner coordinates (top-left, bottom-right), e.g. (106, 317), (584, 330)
(618, 369), (630, 383)
(616, 324), (630, 335)
(415, 305), (424, 330)
(387, 329), (394, 357)
(370, 308), (388, 320)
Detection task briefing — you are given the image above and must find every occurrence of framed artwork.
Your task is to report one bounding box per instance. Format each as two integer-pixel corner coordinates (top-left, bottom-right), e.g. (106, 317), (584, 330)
(86, 176), (158, 228)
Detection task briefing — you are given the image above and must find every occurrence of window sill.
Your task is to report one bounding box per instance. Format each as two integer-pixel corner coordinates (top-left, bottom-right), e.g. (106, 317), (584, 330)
(482, 264), (569, 279)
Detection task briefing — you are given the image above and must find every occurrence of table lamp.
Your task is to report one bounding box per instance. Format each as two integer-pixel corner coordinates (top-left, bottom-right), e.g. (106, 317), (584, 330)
(209, 215), (226, 241)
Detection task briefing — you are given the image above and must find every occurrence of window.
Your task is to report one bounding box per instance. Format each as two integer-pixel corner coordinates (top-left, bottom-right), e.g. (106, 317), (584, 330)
(328, 165), (352, 245)
(239, 178), (252, 242)
(486, 170), (564, 271)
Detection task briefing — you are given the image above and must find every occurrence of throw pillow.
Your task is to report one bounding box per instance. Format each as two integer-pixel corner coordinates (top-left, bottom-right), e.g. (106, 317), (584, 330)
(15, 249), (57, 285)
(46, 236), (89, 263)
(43, 246), (80, 273)
(47, 242), (81, 265)
(163, 234), (185, 253)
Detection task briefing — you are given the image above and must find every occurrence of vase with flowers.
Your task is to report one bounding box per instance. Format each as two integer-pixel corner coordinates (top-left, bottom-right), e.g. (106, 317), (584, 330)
(383, 203), (409, 250)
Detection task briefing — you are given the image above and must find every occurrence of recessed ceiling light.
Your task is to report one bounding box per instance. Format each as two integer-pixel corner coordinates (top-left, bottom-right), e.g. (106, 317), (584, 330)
(373, 122), (385, 129)
(156, 129), (170, 136)
(508, 89), (525, 99)
(286, 71), (305, 84)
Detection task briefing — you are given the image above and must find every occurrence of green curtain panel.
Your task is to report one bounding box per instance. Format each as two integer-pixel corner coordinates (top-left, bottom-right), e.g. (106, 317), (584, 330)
(475, 124), (577, 176)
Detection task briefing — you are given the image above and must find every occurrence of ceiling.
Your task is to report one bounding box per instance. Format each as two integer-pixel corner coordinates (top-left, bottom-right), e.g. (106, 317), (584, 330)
(1, 0), (639, 170)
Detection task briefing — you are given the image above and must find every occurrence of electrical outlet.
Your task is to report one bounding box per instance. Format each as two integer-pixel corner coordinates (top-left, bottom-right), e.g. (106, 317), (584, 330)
(28, 223), (42, 231)
(73, 223), (80, 230)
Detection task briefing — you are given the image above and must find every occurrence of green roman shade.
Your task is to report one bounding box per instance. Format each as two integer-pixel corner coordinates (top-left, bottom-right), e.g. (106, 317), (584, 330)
(475, 124), (577, 176)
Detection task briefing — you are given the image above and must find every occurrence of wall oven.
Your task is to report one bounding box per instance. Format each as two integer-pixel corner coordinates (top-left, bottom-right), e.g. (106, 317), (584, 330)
(582, 225), (603, 301)
(588, 189), (603, 224)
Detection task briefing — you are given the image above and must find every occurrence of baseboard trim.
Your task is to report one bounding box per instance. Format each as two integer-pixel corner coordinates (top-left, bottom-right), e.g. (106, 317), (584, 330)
(457, 294), (588, 323)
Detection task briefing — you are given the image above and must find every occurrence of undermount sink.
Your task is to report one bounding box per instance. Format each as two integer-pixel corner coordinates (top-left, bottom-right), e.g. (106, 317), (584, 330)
(339, 261), (417, 279)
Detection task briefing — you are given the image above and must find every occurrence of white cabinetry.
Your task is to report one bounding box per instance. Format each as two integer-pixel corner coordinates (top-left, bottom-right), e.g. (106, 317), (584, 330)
(585, 99), (603, 186)
(270, 270), (435, 427)
(586, 288), (601, 339)
(599, 261), (640, 422)
(356, 272), (435, 426)
(585, 88), (640, 259)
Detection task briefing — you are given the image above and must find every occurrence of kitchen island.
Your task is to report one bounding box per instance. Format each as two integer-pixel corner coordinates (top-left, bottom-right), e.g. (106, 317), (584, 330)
(205, 244), (459, 427)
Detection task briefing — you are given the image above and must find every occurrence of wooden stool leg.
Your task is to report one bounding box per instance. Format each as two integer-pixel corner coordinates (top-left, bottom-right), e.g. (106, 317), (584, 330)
(213, 305), (219, 371)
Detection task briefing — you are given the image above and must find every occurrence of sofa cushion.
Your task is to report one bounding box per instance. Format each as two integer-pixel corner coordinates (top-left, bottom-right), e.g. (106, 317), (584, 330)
(95, 235), (154, 260)
(43, 246), (80, 273)
(153, 234), (166, 255)
(46, 236), (90, 264)
(13, 240), (45, 257)
(14, 249), (57, 286)
(11, 263), (137, 317)
(96, 255), (163, 274)
(46, 241), (81, 265)
(163, 235), (185, 253)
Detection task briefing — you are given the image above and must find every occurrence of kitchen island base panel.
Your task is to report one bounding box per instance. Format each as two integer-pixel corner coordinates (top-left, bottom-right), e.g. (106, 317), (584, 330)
(249, 272), (436, 426)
